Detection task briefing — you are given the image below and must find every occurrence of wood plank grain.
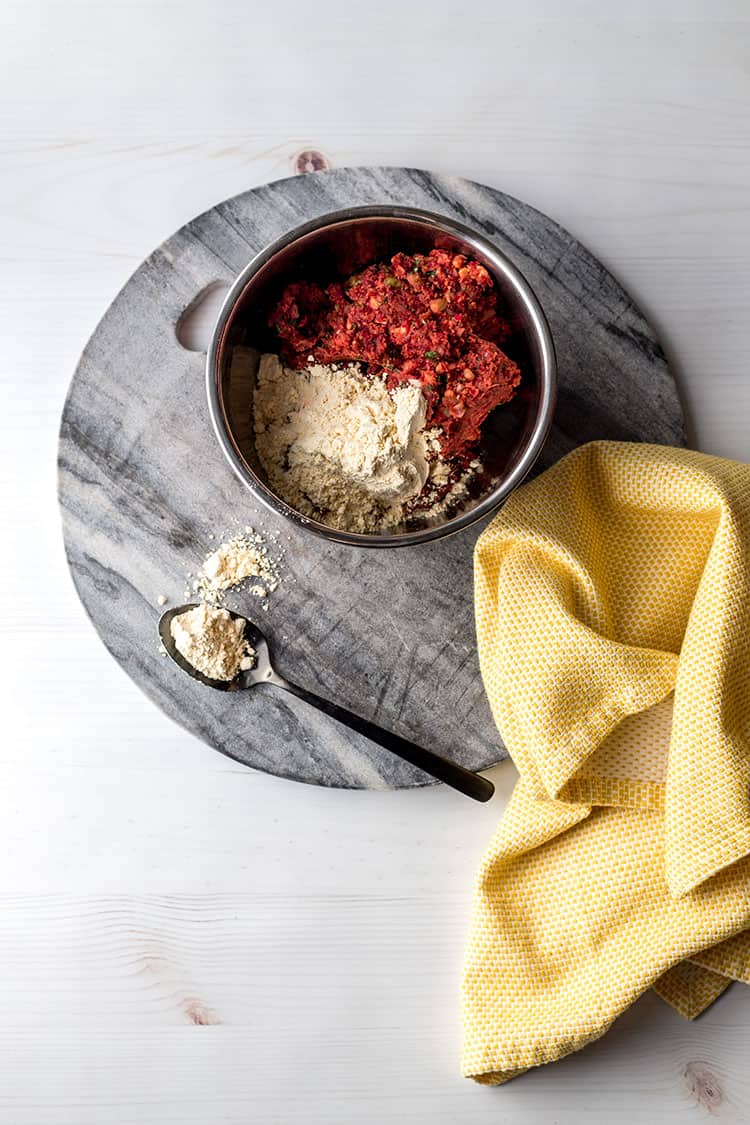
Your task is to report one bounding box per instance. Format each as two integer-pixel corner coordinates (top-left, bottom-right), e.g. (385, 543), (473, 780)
(0, 896), (747, 1123)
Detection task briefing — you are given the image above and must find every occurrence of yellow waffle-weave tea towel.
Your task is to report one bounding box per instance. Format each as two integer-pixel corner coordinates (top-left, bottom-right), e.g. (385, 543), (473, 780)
(462, 441), (750, 1085)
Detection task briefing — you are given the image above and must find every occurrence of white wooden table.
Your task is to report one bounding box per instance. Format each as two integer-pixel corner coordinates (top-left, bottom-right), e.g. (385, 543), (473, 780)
(2, 2), (749, 1120)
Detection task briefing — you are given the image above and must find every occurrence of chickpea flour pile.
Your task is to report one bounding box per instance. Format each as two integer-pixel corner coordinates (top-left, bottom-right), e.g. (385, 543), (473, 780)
(170, 604), (256, 682)
(253, 248), (522, 533)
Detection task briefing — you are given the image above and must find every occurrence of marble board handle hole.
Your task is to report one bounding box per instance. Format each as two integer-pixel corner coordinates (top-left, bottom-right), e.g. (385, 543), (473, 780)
(176, 280), (231, 353)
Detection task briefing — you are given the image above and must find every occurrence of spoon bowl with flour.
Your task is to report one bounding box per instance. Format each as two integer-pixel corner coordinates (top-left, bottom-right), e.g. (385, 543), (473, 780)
(159, 603), (494, 803)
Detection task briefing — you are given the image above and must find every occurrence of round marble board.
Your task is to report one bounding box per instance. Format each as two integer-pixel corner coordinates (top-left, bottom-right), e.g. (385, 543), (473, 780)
(58, 167), (685, 790)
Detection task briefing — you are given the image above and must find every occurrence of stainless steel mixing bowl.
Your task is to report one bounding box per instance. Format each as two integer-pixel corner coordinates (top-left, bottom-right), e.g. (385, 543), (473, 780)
(206, 205), (556, 547)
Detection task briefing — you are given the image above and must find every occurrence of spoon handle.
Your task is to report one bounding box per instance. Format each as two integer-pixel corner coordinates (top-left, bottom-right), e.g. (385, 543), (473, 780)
(273, 675), (494, 802)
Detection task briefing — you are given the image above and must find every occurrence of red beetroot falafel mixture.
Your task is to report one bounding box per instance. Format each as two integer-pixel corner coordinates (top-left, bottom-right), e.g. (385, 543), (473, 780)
(268, 249), (521, 465)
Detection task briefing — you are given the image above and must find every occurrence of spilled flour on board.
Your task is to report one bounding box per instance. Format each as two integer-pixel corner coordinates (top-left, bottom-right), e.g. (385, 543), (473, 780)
(188, 527), (283, 610)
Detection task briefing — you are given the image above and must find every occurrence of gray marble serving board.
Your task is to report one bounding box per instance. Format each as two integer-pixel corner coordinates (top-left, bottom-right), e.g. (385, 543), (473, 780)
(58, 167), (685, 789)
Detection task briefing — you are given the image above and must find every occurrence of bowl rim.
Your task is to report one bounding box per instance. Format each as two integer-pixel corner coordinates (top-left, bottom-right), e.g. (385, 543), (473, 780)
(206, 203), (557, 548)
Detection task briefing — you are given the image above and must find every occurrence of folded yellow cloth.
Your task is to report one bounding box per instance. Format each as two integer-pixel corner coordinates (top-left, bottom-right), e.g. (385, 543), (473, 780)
(462, 441), (750, 1085)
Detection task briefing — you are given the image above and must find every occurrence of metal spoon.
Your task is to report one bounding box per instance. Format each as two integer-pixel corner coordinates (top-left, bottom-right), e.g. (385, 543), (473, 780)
(159, 605), (494, 803)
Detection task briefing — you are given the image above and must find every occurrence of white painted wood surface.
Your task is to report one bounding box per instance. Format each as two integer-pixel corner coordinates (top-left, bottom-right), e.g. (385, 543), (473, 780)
(2, 1), (749, 1120)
